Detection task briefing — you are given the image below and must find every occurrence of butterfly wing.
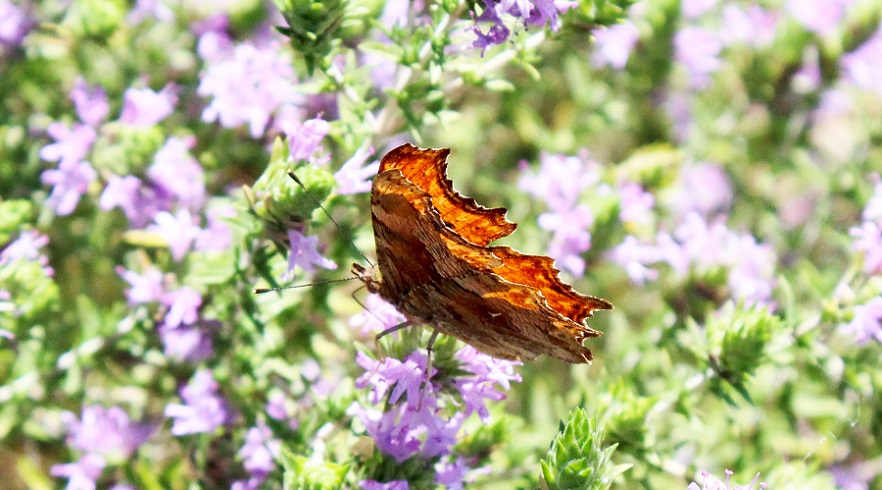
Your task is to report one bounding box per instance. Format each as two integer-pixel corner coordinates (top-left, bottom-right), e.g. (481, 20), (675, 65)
(380, 144), (516, 246)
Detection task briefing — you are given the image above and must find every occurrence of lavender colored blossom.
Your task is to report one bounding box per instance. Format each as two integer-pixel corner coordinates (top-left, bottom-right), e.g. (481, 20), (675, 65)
(435, 457), (488, 490)
(687, 469), (767, 490)
(334, 146), (379, 195)
(720, 5), (778, 48)
(842, 297), (882, 344)
(452, 346), (522, 422)
(850, 221), (882, 274)
(148, 209), (201, 261)
(674, 27), (722, 89)
(265, 391), (300, 430)
(70, 78), (109, 128)
(786, 0), (846, 35)
(610, 235), (662, 284)
(61, 406), (152, 459)
(116, 267), (164, 305)
(618, 181), (654, 226)
(165, 369), (233, 435)
(238, 421), (281, 480)
(681, 0), (716, 20)
(40, 122), (96, 168)
(284, 230), (337, 280)
(127, 0), (175, 24)
(591, 22), (640, 70)
(841, 26), (882, 96)
(672, 162), (733, 218)
(100, 175), (168, 228)
(0, 0), (34, 48)
(361, 481), (410, 490)
(50, 453), (105, 490)
(281, 117), (331, 163)
(159, 320), (215, 362)
(146, 137), (206, 210)
(471, 0), (576, 51)
(41, 160), (98, 216)
(348, 402), (425, 461)
(519, 153), (604, 276)
(829, 463), (873, 490)
(356, 351), (430, 406)
(198, 41), (299, 138)
(161, 286), (202, 328)
(863, 180), (882, 223)
(193, 207), (233, 252)
(118, 84), (178, 127)
(350, 293), (406, 336)
(0, 230), (54, 276)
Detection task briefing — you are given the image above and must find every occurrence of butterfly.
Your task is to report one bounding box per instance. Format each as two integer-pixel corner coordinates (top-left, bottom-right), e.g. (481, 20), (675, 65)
(352, 144), (612, 363)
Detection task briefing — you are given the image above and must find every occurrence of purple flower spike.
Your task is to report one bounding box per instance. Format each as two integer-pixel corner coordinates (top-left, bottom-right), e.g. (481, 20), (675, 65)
(281, 117), (331, 163)
(361, 480), (410, 490)
(238, 421), (281, 481)
(842, 297), (882, 344)
(198, 42), (299, 138)
(50, 453), (106, 490)
(148, 209), (201, 261)
(165, 369), (233, 435)
(118, 84), (178, 127)
(674, 27), (722, 89)
(71, 78), (109, 128)
(159, 320), (215, 362)
(41, 160), (97, 216)
(147, 137), (206, 211)
(0, 1), (35, 48)
(116, 267), (164, 305)
(61, 406), (152, 459)
(284, 230), (337, 280)
(40, 122), (96, 168)
(161, 286), (202, 328)
(334, 146), (378, 195)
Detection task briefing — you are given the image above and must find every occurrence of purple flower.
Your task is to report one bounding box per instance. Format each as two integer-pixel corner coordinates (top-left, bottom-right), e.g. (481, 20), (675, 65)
(193, 207), (233, 252)
(863, 180), (882, 223)
(786, 0), (846, 35)
(688, 469), (767, 490)
(238, 421), (281, 480)
(618, 181), (654, 226)
(537, 206), (594, 276)
(40, 122), (96, 168)
(280, 117), (331, 163)
(681, 0), (716, 19)
(100, 175), (168, 228)
(266, 391), (300, 430)
(829, 463), (873, 490)
(720, 5), (778, 48)
(50, 453), (105, 490)
(116, 267), (164, 305)
(334, 146), (379, 195)
(165, 369), (233, 435)
(159, 320), (215, 362)
(356, 351), (429, 405)
(0, 230), (54, 276)
(148, 209), (201, 261)
(452, 346), (522, 422)
(672, 162), (733, 218)
(127, 0), (175, 24)
(590, 22), (640, 70)
(146, 137), (206, 210)
(674, 27), (721, 89)
(118, 84), (177, 127)
(360, 481), (410, 490)
(850, 221), (882, 274)
(198, 41), (299, 138)
(284, 230), (338, 280)
(471, 0), (575, 51)
(841, 26), (882, 96)
(435, 457), (488, 490)
(0, 0), (34, 48)
(609, 235), (662, 284)
(41, 160), (98, 216)
(61, 406), (152, 460)
(842, 297), (882, 344)
(161, 286), (202, 328)
(70, 78), (109, 128)
(350, 293), (406, 336)
(348, 402), (424, 462)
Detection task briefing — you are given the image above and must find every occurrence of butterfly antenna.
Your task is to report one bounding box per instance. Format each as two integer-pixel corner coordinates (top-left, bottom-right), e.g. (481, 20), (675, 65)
(254, 276), (360, 294)
(287, 170), (375, 268)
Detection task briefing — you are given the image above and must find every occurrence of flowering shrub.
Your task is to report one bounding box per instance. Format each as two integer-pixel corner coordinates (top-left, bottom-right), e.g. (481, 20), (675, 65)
(2, 0), (882, 488)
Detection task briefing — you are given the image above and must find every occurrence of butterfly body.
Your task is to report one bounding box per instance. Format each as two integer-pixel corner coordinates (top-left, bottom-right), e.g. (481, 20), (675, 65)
(352, 144), (612, 363)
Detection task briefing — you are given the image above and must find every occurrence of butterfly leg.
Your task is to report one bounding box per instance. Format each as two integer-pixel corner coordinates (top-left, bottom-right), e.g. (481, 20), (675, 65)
(417, 329), (441, 409)
(375, 321), (414, 340)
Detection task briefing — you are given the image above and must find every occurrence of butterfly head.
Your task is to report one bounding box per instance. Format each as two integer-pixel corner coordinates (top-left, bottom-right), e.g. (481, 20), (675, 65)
(351, 262), (382, 294)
